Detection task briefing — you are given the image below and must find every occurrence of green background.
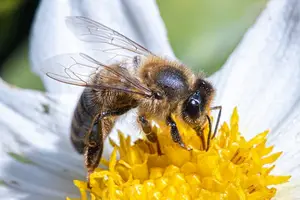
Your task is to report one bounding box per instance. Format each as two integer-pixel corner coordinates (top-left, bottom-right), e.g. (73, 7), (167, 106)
(0, 0), (267, 91)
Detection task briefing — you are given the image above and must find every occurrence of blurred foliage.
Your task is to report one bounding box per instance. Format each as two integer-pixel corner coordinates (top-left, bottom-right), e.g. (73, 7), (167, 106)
(158, 0), (267, 73)
(0, 0), (23, 16)
(0, 0), (23, 43)
(1, 41), (44, 90)
(0, 0), (42, 90)
(0, 0), (267, 91)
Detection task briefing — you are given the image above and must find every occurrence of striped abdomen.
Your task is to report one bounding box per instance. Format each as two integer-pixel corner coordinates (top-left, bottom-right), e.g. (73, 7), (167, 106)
(70, 88), (99, 154)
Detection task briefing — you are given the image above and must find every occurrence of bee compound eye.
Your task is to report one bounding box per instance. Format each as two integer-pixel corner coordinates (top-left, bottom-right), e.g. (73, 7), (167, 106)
(184, 91), (202, 119)
(186, 100), (200, 119)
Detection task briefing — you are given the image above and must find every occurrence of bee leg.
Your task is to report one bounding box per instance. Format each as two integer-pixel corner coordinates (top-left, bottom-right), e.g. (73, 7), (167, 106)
(206, 115), (212, 151)
(167, 116), (192, 151)
(210, 105), (222, 139)
(84, 112), (105, 189)
(194, 114), (214, 151)
(195, 105), (221, 152)
(138, 116), (162, 155)
(85, 107), (134, 188)
(194, 126), (206, 151)
(85, 123), (103, 189)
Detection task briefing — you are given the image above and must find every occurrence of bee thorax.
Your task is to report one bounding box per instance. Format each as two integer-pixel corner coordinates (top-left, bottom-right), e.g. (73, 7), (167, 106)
(155, 68), (189, 100)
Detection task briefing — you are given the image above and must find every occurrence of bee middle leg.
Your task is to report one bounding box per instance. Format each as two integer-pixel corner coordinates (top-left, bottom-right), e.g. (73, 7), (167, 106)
(138, 115), (162, 155)
(166, 116), (192, 151)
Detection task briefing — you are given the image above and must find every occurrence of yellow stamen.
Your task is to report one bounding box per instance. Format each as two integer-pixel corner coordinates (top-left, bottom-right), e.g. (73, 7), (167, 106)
(69, 108), (291, 199)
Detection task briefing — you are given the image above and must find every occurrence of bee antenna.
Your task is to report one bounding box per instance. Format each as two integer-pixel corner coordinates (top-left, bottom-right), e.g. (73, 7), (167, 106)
(206, 114), (212, 151)
(210, 106), (222, 139)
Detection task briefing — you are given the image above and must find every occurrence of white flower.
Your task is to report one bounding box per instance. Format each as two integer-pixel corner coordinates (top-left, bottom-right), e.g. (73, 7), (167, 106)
(0, 0), (299, 199)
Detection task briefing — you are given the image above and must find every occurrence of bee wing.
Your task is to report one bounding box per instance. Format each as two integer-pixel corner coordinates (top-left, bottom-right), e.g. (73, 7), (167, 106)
(42, 53), (153, 97)
(65, 16), (155, 62)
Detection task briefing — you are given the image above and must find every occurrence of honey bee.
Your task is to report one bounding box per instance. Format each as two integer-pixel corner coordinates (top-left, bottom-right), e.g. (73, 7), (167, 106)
(43, 16), (222, 186)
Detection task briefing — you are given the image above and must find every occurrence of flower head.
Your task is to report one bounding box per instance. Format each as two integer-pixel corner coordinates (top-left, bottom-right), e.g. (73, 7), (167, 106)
(71, 108), (290, 199)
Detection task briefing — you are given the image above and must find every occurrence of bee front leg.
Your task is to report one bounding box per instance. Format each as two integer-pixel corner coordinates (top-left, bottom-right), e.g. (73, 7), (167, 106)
(138, 115), (162, 155)
(166, 116), (192, 151)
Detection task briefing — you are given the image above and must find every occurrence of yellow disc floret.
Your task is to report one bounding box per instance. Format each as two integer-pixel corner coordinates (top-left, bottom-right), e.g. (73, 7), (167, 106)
(69, 108), (290, 200)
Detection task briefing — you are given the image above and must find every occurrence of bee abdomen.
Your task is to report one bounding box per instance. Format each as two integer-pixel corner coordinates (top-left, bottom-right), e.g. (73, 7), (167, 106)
(70, 89), (99, 154)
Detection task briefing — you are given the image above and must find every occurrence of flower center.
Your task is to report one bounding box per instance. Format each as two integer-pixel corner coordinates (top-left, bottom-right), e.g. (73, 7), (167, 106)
(68, 108), (290, 200)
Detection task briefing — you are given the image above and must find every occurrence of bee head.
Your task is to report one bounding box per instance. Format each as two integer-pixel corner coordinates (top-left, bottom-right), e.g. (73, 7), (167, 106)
(181, 78), (214, 126)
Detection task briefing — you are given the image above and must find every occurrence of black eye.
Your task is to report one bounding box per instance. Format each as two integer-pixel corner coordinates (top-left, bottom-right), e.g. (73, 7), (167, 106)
(184, 91), (202, 119)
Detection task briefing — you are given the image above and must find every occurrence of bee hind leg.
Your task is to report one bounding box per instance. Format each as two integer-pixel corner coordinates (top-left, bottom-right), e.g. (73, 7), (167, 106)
(138, 115), (162, 155)
(85, 107), (134, 188)
(85, 128), (103, 189)
(84, 113), (105, 189)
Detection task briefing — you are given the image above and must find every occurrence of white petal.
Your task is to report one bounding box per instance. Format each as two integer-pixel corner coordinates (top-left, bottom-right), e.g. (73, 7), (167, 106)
(30, 0), (84, 95)
(210, 0), (300, 138)
(266, 100), (300, 199)
(208, 0), (300, 197)
(275, 182), (300, 199)
(0, 187), (26, 200)
(0, 80), (83, 198)
(116, 0), (174, 57)
(30, 0), (174, 94)
(0, 187), (56, 200)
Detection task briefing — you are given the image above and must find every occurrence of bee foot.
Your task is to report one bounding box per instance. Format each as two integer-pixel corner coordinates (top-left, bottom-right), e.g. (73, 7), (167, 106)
(87, 182), (92, 189)
(186, 146), (193, 151)
(87, 169), (94, 189)
(179, 143), (193, 151)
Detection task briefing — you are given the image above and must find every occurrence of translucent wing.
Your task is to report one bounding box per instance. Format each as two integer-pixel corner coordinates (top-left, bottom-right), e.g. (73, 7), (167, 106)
(65, 16), (155, 62)
(42, 53), (153, 97)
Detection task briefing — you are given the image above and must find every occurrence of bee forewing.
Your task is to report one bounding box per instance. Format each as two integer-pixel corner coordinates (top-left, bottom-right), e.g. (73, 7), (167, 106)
(42, 53), (152, 96)
(65, 16), (155, 64)
(42, 16), (156, 95)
